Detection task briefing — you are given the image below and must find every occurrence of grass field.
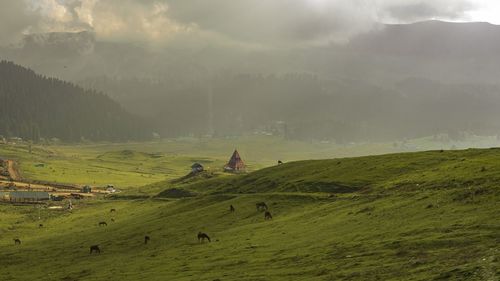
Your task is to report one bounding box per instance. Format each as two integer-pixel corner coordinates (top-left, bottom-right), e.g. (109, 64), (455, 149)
(0, 136), (406, 195)
(2, 135), (499, 194)
(0, 144), (498, 280)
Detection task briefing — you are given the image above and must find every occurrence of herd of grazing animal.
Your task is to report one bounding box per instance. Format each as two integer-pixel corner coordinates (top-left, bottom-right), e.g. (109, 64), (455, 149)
(255, 202), (273, 220)
(13, 201), (275, 254)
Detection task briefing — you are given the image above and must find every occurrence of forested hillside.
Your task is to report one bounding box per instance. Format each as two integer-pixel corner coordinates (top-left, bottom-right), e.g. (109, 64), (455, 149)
(4, 21), (500, 142)
(80, 74), (500, 142)
(0, 61), (150, 142)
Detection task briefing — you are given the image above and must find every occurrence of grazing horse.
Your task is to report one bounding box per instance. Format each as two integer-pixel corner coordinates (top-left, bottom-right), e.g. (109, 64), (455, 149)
(39, 224), (43, 228)
(197, 232), (211, 243)
(144, 235), (150, 244)
(264, 211), (273, 220)
(110, 208), (116, 213)
(90, 245), (101, 254)
(229, 205), (235, 212)
(256, 202), (268, 211)
(278, 160), (283, 165)
(98, 221), (107, 227)
(13, 239), (21, 245)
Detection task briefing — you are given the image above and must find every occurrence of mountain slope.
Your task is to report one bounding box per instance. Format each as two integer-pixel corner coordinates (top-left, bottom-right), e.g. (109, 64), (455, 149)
(1, 148), (498, 280)
(3, 21), (500, 141)
(0, 61), (150, 142)
(350, 21), (500, 59)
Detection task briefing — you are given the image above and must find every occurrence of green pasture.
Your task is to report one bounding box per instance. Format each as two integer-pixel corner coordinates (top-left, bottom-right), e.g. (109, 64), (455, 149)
(0, 146), (498, 280)
(0, 189), (497, 280)
(2, 135), (498, 194)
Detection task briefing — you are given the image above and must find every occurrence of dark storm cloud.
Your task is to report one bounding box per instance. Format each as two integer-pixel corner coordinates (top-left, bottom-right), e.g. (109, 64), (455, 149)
(165, 0), (376, 45)
(0, 0), (485, 46)
(165, 0), (478, 45)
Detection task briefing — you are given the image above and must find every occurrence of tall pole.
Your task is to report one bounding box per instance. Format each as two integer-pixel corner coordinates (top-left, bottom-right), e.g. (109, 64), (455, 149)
(208, 83), (214, 137)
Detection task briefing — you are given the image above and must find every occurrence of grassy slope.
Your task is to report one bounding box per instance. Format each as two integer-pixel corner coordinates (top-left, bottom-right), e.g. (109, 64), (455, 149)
(2, 135), (500, 194)
(159, 148), (500, 195)
(0, 149), (498, 280)
(5, 134), (495, 190)
(0, 136), (400, 195)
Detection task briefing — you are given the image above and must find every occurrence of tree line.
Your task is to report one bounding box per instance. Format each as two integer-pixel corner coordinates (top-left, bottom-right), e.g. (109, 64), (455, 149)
(0, 61), (150, 142)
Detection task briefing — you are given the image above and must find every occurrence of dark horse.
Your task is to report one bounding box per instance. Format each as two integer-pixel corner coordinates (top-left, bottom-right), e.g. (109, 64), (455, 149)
(198, 232), (211, 243)
(110, 208), (116, 213)
(278, 160), (283, 165)
(229, 205), (235, 212)
(98, 221), (107, 227)
(90, 245), (101, 254)
(13, 238), (21, 245)
(256, 202), (268, 211)
(144, 235), (150, 244)
(264, 211), (273, 220)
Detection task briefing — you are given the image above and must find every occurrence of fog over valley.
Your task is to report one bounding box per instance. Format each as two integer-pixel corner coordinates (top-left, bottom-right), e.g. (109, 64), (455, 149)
(1, 0), (500, 144)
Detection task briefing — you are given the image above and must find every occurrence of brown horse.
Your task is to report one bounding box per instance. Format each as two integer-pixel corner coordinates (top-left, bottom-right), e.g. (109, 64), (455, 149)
(264, 211), (273, 220)
(39, 224), (43, 228)
(13, 238), (21, 245)
(229, 205), (235, 212)
(110, 208), (116, 213)
(278, 160), (283, 165)
(256, 202), (268, 211)
(90, 245), (101, 254)
(98, 221), (107, 227)
(144, 235), (150, 244)
(197, 232), (211, 243)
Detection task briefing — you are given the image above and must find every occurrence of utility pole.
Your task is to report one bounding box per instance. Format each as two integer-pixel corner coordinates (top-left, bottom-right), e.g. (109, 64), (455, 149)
(208, 84), (214, 137)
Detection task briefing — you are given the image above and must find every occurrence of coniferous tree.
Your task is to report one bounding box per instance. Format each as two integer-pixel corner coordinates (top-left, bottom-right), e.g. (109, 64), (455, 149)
(0, 61), (150, 142)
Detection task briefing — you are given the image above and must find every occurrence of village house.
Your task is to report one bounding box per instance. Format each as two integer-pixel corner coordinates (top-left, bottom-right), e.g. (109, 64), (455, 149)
(191, 163), (204, 173)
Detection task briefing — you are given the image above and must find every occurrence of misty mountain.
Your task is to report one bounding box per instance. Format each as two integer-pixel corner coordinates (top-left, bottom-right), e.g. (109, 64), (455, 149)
(2, 21), (500, 141)
(2, 20), (499, 83)
(0, 61), (150, 142)
(351, 21), (500, 59)
(22, 31), (96, 57)
(79, 74), (500, 142)
(334, 20), (500, 84)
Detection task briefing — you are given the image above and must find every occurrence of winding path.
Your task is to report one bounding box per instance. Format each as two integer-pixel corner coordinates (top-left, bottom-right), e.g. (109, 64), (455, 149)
(5, 160), (21, 181)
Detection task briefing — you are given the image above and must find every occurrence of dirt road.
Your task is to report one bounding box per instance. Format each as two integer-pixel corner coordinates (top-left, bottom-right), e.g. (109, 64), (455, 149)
(0, 159), (106, 195)
(5, 160), (21, 181)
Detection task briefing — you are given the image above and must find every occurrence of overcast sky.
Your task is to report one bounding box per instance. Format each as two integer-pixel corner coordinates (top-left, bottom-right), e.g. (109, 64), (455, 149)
(1, 0), (499, 46)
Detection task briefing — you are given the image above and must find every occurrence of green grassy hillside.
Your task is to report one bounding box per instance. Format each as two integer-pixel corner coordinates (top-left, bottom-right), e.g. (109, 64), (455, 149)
(3, 135), (500, 194)
(0, 149), (499, 280)
(158, 148), (500, 195)
(1, 136), (405, 195)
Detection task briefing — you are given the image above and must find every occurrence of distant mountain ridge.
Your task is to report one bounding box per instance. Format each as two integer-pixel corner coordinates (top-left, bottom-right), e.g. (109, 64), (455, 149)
(3, 20), (499, 82)
(349, 20), (500, 59)
(2, 21), (500, 141)
(21, 31), (96, 56)
(0, 61), (150, 142)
